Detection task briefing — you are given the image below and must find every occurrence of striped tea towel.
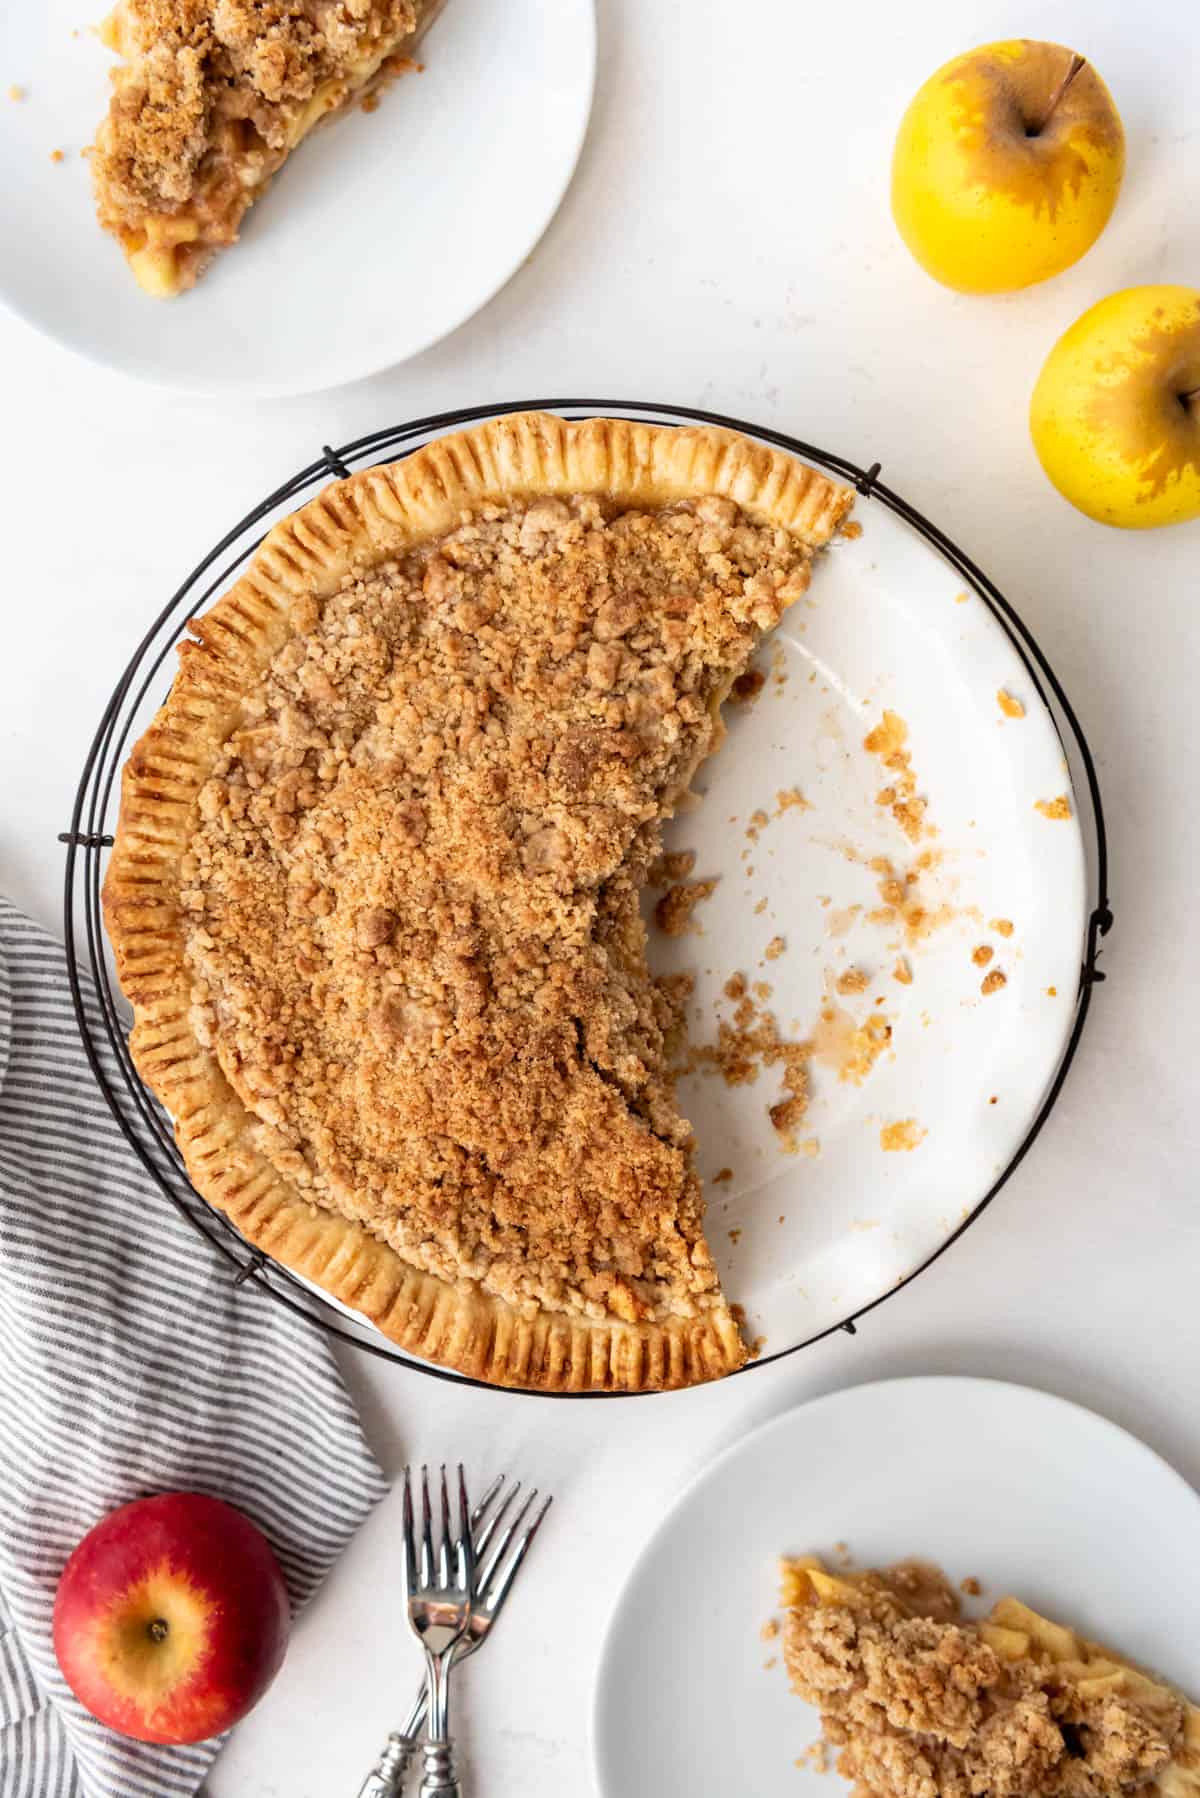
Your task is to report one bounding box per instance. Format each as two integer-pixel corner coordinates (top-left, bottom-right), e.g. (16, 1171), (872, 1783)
(0, 898), (389, 1798)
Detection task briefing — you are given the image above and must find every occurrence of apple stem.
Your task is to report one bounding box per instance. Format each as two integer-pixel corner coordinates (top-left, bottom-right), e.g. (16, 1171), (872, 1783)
(1029, 54), (1087, 136)
(148, 1618), (169, 1643)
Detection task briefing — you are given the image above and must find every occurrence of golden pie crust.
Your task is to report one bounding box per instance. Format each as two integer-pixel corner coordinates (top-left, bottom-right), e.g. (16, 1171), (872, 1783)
(92, 0), (439, 296)
(104, 413), (852, 1390)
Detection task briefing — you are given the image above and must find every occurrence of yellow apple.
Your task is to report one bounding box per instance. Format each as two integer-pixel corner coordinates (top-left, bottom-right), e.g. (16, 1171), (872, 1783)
(891, 39), (1124, 293)
(1030, 285), (1200, 529)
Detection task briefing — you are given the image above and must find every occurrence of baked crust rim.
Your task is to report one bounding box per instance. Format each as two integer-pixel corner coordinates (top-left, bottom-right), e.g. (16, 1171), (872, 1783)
(102, 411), (853, 1391)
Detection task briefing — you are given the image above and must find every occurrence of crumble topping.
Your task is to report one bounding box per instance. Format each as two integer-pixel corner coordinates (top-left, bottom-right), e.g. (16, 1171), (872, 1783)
(865, 711), (929, 844)
(781, 1558), (1195, 1798)
(92, 0), (426, 269)
(181, 492), (815, 1325)
(1036, 796), (1073, 821)
(654, 877), (719, 937)
(836, 967), (870, 996)
(879, 1119), (925, 1152)
(647, 848), (696, 887)
(680, 970), (810, 1149)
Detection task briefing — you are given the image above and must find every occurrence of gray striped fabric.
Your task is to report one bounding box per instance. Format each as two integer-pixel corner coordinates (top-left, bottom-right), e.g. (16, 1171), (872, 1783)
(0, 898), (389, 1798)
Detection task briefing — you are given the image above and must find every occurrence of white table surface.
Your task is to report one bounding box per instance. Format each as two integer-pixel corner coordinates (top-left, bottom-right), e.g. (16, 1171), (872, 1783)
(2, 2), (1198, 1793)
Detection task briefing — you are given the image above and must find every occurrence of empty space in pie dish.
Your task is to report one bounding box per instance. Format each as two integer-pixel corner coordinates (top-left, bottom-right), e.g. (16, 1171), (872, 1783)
(644, 500), (1085, 1355)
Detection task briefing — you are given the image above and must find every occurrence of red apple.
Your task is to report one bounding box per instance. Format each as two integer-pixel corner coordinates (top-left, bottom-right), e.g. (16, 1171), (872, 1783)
(53, 1492), (290, 1745)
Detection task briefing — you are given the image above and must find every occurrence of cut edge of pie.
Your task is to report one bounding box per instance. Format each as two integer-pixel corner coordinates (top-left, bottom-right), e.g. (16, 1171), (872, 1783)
(92, 1), (443, 297)
(781, 1555), (1200, 1797)
(103, 412), (853, 1391)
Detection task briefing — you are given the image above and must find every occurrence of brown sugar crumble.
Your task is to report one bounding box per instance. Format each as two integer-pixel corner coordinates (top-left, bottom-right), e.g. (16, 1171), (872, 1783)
(879, 1118), (926, 1152)
(997, 688), (1025, 719)
(808, 996), (893, 1087)
(865, 851), (953, 947)
(682, 971), (810, 1150)
(1047, 985), (1058, 997)
(50, 148), (66, 163)
(960, 1576), (983, 1596)
(8, 85), (25, 102)
(835, 967), (869, 996)
(765, 934), (786, 961)
(746, 808), (771, 841)
(648, 848), (696, 887)
(864, 710), (929, 844)
(892, 958), (912, 985)
(654, 877), (719, 937)
(761, 1616), (781, 1641)
(1035, 795), (1073, 821)
(991, 917), (1015, 937)
(781, 1556), (1194, 1798)
(981, 969), (1008, 996)
(712, 1167), (734, 1186)
(180, 487), (825, 1333)
(776, 786), (809, 815)
(972, 944), (994, 967)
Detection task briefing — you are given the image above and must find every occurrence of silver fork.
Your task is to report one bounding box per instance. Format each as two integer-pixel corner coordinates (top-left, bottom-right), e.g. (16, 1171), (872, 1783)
(357, 1475), (552, 1798)
(402, 1464), (473, 1798)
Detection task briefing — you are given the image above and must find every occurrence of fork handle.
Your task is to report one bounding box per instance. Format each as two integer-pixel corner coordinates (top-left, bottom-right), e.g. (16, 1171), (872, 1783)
(420, 1737), (462, 1797)
(357, 1731), (418, 1797)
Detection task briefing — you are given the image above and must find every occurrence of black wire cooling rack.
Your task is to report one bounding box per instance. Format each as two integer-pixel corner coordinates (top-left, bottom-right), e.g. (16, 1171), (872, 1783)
(62, 399), (1113, 1395)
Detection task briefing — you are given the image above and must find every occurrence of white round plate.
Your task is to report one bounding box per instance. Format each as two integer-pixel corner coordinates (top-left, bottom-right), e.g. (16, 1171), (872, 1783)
(0, 1), (595, 396)
(593, 1377), (1200, 1798)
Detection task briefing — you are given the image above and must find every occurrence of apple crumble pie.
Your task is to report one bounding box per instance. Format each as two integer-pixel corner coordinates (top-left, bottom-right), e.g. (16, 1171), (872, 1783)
(104, 414), (852, 1389)
(92, 0), (440, 294)
(780, 1555), (1200, 1796)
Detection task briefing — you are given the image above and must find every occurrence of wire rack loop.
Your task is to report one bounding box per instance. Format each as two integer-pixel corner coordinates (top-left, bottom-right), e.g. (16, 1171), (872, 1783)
(321, 444), (352, 481)
(61, 398), (1110, 1397)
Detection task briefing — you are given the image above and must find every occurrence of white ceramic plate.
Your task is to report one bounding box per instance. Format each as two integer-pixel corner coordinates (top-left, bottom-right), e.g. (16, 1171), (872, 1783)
(0, 0), (595, 396)
(593, 1377), (1200, 1797)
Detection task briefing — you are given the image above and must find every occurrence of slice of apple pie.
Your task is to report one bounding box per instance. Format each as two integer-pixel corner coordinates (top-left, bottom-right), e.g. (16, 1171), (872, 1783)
(91, 0), (442, 296)
(780, 1555), (1200, 1797)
